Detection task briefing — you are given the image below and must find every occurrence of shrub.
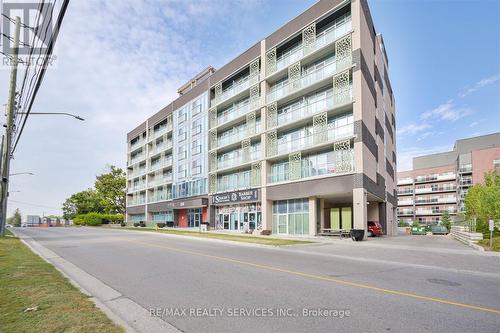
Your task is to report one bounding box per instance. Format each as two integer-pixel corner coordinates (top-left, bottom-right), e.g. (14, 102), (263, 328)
(139, 222), (146, 227)
(73, 215), (85, 225)
(101, 213), (124, 224)
(72, 212), (103, 226)
(157, 223), (166, 228)
(260, 230), (271, 236)
(133, 222), (139, 227)
(120, 222), (126, 227)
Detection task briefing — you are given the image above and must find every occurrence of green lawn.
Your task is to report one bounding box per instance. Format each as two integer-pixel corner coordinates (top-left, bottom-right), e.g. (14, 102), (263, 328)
(0, 231), (123, 333)
(477, 237), (500, 252)
(120, 227), (313, 246)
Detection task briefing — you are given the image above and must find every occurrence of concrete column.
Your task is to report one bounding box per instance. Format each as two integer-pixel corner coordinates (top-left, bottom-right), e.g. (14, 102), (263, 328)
(319, 198), (325, 232)
(353, 188), (367, 239)
(261, 188), (273, 232)
(308, 196), (317, 236)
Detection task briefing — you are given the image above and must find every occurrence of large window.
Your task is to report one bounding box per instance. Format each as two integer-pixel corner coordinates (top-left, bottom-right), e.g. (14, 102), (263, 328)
(153, 211), (173, 223)
(272, 199), (309, 235)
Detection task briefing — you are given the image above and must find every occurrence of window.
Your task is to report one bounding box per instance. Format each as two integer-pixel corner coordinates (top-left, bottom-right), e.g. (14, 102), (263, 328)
(191, 139), (201, 155)
(178, 109), (187, 123)
(494, 159), (500, 168)
(192, 119), (202, 135)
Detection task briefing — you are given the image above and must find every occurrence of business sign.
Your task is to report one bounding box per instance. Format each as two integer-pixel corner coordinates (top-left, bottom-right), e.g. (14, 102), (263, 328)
(211, 189), (259, 205)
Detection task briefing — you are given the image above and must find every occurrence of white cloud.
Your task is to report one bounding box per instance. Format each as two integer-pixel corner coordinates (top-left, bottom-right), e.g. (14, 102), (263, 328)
(459, 74), (500, 97)
(421, 99), (471, 121)
(396, 123), (430, 136)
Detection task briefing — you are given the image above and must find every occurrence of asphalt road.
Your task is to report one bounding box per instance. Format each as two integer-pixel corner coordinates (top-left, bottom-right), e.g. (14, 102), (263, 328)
(13, 227), (500, 333)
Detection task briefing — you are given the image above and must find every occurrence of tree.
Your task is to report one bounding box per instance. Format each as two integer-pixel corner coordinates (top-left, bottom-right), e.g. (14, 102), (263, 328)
(464, 171), (500, 236)
(94, 165), (126, 214)
(62, 189), (103, 219)
(7, 208), (22, 227)
(440, 211), (451, 231)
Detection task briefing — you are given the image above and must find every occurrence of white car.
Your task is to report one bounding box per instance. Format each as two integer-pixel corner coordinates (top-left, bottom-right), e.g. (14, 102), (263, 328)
(5, 224), (13, 228)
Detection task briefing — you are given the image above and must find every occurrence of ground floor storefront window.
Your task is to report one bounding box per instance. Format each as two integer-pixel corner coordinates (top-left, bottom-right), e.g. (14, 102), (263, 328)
(152, 211), (173, 225)
(272, 199), (309, 235)
(215, 203), (261, 232)
(129, 214), (145, 223)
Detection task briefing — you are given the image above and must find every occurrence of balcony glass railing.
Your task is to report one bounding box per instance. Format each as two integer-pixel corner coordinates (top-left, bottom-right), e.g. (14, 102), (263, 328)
(216, 123), (261, 148)
(268, 154), (354, 184)
(272, 92), (351, 129)
(215, 102), (255, 127)
(128, 153), (145, 165)
(217, 151), (261, 170)
(149, 157), (173, 172)
(129, 139), (144, 150)
(148, 192), (172, 203)
(128, 182), (146, 192)
(398, 200), (414, 206)
(397, 178), (413, 185)
(128, 168), (147, 179)
(267, 62), (338, 103)
(149, 125), (170, 141)
(273, 123), (354, 156)
(127, 197), (145, 206)
(397, 210), (414, 215)
(459, 165), (472, 173)
(149, 140), (173, 155)
(274, 16), (352, 74)
(148, 176), (172, 187)
(211, 73), (260, 106)
(397, 189), (413, 195)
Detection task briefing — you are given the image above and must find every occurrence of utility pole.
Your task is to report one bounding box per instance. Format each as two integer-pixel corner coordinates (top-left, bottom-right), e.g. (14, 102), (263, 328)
(0, 16), (21, 236)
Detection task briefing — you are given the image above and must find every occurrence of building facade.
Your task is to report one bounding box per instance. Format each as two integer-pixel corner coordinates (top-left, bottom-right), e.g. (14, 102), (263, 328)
(126, 0), (398, 237)
(397, 133), (500, 225)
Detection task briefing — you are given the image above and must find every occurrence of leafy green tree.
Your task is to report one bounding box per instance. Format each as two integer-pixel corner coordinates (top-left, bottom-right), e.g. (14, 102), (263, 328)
(464, 171), (500, 237)
(7, 208), (22, 227)
(440, 211), (452, 231)
(62, 189), (103, 219)
(94, 165), (126, 214)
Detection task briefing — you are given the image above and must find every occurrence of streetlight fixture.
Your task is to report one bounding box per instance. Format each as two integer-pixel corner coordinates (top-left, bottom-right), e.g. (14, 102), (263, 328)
(9, 172), (34, 176)
(16, 112), (85, 121)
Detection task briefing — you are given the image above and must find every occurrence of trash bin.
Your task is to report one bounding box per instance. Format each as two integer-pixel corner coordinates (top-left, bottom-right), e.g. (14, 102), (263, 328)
(200, 222), (209, 232)
(350, 229), (365, 241)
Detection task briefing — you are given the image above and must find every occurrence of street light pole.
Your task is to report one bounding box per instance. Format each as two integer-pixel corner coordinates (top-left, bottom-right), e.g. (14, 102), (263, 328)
(0, 16), (20, 237)
(16, 112), (85, 121)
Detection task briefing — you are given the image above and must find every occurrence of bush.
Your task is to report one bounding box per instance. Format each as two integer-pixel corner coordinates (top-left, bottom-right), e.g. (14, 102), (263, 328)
(133, 222), (139, 227)
(73, 215), (85, 225)
(139, 221), (146, 227)
(156, 223), (166, 228)
(260, 230), (271, 236)
(120, 222), (126, 227)
(101, 213), (124, 224)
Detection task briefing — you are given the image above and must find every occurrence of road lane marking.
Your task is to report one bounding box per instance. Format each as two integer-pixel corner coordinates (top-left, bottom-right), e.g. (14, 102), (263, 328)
(122, 238), (500, 316)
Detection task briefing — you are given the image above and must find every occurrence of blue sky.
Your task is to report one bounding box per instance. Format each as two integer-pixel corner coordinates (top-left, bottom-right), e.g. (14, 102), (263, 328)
(0, 0), (499, 216)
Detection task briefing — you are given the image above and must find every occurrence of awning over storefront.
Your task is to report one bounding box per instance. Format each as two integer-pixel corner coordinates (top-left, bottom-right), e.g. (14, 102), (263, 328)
(210, 189), (260, 206)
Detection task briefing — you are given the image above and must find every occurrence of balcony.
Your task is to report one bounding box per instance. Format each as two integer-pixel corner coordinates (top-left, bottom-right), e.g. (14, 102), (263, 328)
(415, 186), (456, 194)
(267, 61), (339, 104)
(397, 178), (413, 185)
(127, 197), (145, 207)
(149, 124), (172, 141)
(129, 139), (144, 151)
(211, 73), (259, 107)
(269, 123), (354, 157)
(148, 175), (173, 187)
(268, 153), (354, 184)
(397, 189), (413, 195)
(270, 14), (352, 76)
(128, 168), (147, 179)
(128, 153), (145, 166)
(438, 196), (457, 204)
(270, 90), (352, 129)
(216, 150), (261, 171)
(459, 164), (472, 173)
(149, 157), (173, 172)
(459, 179), (472, 186)
(397, 210), (414, 216)
(149, 140), (173, 156)
(214, 123), (261, 149)
(212, 101), (256, 129)
(398, 199), (414, 206)
(415, 209), (433, 215)
(128, 182), (146, 193)
(437, 173), (456, 181)
(148, 192), (172, 203)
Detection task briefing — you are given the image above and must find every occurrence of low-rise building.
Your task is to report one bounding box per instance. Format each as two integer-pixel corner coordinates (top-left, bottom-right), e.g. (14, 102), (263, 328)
(397, 133), (500, 225)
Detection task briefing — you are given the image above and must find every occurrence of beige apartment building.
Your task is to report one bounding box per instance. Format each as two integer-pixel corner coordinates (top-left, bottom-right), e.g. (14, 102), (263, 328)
(397, 133), (500, 225)
(126, 0), (398, 237)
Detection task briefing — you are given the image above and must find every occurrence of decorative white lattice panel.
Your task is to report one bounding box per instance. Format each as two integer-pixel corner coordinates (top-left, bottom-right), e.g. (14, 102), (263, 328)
(209, 106), (217, 129)
(209, 129), (218, 150)
(288, 61), (302, 91)
(302, 23), (316, 55)
(251, 162), (261, 186)
(266, 48), (277, 76)
(334, 139), (353, 173)
(266, 102), (278, 129)
(289, 152), (302, 180)
(313, 112), (328, 144)
(335, 34), (352, 70)
(241, 138), (251, 163)
(246, 111), (256, 136)
(250, 84), (260, 109)
(333, 70), (351, 105)
(266, 130), (278, 157)
(250, 58), (260, 84)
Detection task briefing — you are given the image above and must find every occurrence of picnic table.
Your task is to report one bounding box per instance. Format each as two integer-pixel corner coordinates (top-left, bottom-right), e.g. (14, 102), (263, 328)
(319, 228), (351, 238)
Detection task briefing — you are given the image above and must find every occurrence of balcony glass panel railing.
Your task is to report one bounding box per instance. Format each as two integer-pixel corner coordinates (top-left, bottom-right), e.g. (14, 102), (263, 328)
(129, 182), (146, 192)
(397, 210), (414, 215)
(459, 164), (472, 173)
(149, 140), (172, 155)
(275, 16), (352, 73)
(398, 199), (414, 206)
(211, 74), (259, 106)
(148, 176), (172, 187)
(128, 153), (145, 165)
(216, 123), (261, 148)
(274, 123), (353, 156)
(397, 178), (413, 185)
(397, 189), (413, 195)
(267, 62), (338, 103)
(128, 168), (147, 179)
(149, 157), (173, 172)
(150, 125), (170, 141)
(268, 154), (354, 184)
(148, 192), (172, 203)
(129, 139), (144, 150)
(217, 172), (252, 193)
(216, 102), (251, 127)
(217, 151), (261, 171)
(127, 197), (145, 206)
(273, 93), (351, 129)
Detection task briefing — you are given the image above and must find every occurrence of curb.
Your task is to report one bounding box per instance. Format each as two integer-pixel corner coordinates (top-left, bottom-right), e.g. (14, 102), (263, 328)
(10, 229), (181, 333)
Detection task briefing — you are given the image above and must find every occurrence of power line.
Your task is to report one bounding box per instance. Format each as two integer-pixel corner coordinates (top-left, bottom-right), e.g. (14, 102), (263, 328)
(12, 0), (70, 153)
(8, 199), (60, 210)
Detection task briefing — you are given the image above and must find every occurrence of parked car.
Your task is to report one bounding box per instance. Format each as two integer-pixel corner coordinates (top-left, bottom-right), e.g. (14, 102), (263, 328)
(5, 224), (13, 228)
(411, 225), (426, 235)
(431, 225), (449, 235)
(367, 221), (383, 237)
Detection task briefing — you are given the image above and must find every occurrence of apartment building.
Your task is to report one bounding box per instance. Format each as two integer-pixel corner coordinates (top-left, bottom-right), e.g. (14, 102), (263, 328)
(126, 0), (398, 237)
(397, 133), (500, 225)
